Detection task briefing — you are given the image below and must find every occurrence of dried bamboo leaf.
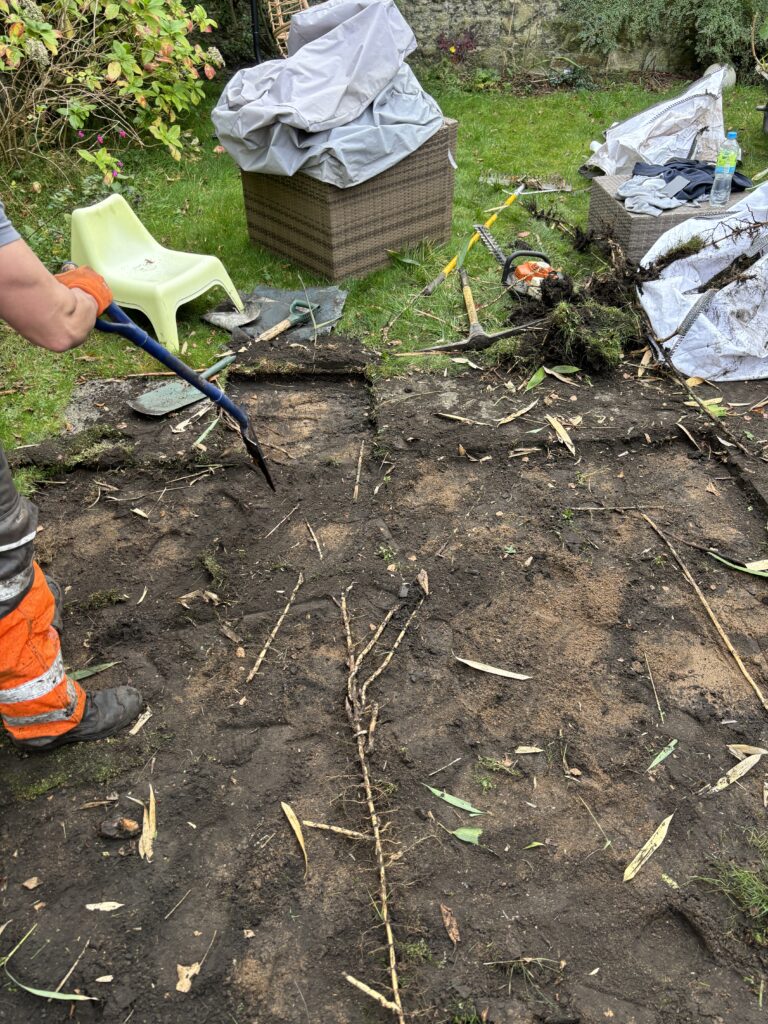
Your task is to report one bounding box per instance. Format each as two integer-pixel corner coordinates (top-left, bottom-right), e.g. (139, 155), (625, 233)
(728, 744), (768, 760)
(497, 398), (539, 426)
(440, 903), (460, 947)
(746, 558), (768, 572)
(454, 655), (530, 680)
(545, 415), (576, 456)
(515, 746), (543, 754)
(85, 902), (124, 912)
(705, 752), (763, 794)
(623, 814), (674, 882)
(281, 801), (308, 878)
(417, 569), (429, 596)
(138, 785), (157, 862)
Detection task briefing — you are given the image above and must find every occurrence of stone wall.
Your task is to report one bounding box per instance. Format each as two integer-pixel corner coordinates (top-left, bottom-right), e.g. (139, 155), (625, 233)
(398, 0), (690, 72)
(400, 0), (559, 67)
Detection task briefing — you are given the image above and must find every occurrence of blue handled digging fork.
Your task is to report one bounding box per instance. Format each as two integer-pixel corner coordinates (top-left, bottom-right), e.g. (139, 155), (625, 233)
(96, 301), (275, 490)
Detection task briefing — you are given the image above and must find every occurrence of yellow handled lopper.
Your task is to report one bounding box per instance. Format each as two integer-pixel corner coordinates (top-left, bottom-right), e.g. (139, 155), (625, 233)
(420, 184), (526, 297)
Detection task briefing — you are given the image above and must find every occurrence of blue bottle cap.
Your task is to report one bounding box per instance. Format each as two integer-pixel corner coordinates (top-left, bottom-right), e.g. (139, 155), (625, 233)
(727, 131), (737, 139)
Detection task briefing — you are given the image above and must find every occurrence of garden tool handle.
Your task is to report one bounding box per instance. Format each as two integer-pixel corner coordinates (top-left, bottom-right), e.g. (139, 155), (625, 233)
(458, 268), (479, 328)
(200, 355), (236, 380)
(420, 185), (526, 297)
(96, 303), (249, 433)
(251, 299), (318, 344)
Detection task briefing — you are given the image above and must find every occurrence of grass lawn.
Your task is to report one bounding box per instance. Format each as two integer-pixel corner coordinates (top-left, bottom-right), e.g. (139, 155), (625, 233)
(2, 76), (767, 456)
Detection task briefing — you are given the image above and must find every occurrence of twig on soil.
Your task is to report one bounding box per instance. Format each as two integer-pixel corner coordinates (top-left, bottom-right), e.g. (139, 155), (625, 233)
(263, 503), (299, 539)
(302, 820), (372, 841)
(575, 794), (611, 849)
(294, 980), (311, 1023)
(353, 441), (365, 503)
(569, 505), (664, 513)
(53, 938), (89, 998)
(246, 573), (304, 683)
(644, 652), (665, 723)
(339, 588), (425, 1024)
(164, 888), (192, 921)
(428, 756), (463, 777)
(306, 521), (323, 560)
(640, 512), (768, 713)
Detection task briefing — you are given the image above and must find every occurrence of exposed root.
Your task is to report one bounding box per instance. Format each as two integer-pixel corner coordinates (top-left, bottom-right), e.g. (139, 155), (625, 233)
(339, 587), (425, 1024)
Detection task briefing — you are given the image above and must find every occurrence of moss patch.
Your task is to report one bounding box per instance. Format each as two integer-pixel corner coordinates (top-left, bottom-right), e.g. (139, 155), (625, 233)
(1, 734), (146, 805)
(200, 550), (226, 590)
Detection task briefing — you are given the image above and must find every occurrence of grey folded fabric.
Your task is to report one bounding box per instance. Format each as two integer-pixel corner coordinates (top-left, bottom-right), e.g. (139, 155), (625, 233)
(616, 175), (689, 217)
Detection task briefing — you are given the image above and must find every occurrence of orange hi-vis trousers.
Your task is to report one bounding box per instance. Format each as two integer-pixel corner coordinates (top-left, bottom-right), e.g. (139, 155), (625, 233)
(0, 447), (85, 741)
(0, 564), (85, 741)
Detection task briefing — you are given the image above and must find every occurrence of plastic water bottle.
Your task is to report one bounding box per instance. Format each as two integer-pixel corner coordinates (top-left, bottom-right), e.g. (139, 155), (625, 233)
(709, 131), (739, 207)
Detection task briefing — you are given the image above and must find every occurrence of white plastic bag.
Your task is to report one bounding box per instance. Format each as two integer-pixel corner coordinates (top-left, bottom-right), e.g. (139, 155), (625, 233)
(584, 68), (727, 177)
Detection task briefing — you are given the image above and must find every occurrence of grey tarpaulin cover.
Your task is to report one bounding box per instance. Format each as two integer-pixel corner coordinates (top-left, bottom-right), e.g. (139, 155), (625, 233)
(583, 68), (727, 177)
(211, 0), (443, 188)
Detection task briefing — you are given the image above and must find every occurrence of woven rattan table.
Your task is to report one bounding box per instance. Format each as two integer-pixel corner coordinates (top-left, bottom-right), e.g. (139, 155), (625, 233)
(587, 174), (744, 263)
(241, 119), (458, 281)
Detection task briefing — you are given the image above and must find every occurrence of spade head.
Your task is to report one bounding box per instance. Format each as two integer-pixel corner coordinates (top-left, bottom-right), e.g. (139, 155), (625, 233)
(241, 422), (276, 491)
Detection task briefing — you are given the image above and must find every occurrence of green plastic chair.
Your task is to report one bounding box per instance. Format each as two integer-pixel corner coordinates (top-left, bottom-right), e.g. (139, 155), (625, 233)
(70, 194), (243, 351)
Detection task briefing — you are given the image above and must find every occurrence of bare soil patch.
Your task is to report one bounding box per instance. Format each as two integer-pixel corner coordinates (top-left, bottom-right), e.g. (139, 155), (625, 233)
(2, 358), (768, 1024)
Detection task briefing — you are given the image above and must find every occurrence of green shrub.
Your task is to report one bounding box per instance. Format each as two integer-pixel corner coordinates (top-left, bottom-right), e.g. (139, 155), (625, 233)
(0, 0), (225, 173)
(559, 0), (768, 69)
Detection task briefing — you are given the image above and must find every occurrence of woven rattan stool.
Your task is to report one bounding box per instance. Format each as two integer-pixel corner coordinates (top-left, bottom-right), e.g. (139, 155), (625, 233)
(241, 119), (458, 281)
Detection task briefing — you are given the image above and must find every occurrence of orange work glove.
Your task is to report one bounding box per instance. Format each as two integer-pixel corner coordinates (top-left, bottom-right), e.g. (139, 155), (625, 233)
(55, 266), (112, 316)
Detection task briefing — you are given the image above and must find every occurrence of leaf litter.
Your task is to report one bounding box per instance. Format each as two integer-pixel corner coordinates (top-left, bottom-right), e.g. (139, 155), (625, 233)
(702, 752), (763, 795)
(624, 814), (674, 882)
(138, 785), (157, 862)
(440, 904), (460, 947)
(454, 655), (531, 680)
(281, 801), (309, 878)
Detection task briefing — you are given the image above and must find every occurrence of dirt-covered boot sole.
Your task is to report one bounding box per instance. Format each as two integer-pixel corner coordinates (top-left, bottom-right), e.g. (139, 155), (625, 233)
(14, 686), (143, 752)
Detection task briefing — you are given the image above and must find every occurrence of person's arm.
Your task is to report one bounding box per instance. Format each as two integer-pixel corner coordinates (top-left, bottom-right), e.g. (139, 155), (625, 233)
(0, 238), (102, 352)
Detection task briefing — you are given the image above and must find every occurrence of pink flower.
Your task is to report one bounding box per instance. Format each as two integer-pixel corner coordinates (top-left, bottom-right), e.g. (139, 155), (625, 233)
(118, 129), (126, 138)
(112, 169), (118, 178)
(77, 130), (84, 138)
(97, 134), (104, 144)
(117, 160), (123, 168)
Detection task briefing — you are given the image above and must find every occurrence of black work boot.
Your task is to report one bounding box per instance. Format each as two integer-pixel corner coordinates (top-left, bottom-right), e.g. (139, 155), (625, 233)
(15, 686), (143, 752)
(44, 575), (63, 636)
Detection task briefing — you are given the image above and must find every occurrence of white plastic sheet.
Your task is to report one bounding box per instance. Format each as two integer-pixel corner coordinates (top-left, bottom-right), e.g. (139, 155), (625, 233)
(584, 68), (727, 177)
(211, 0), (443, 187)
(638, 183), (768, 380)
